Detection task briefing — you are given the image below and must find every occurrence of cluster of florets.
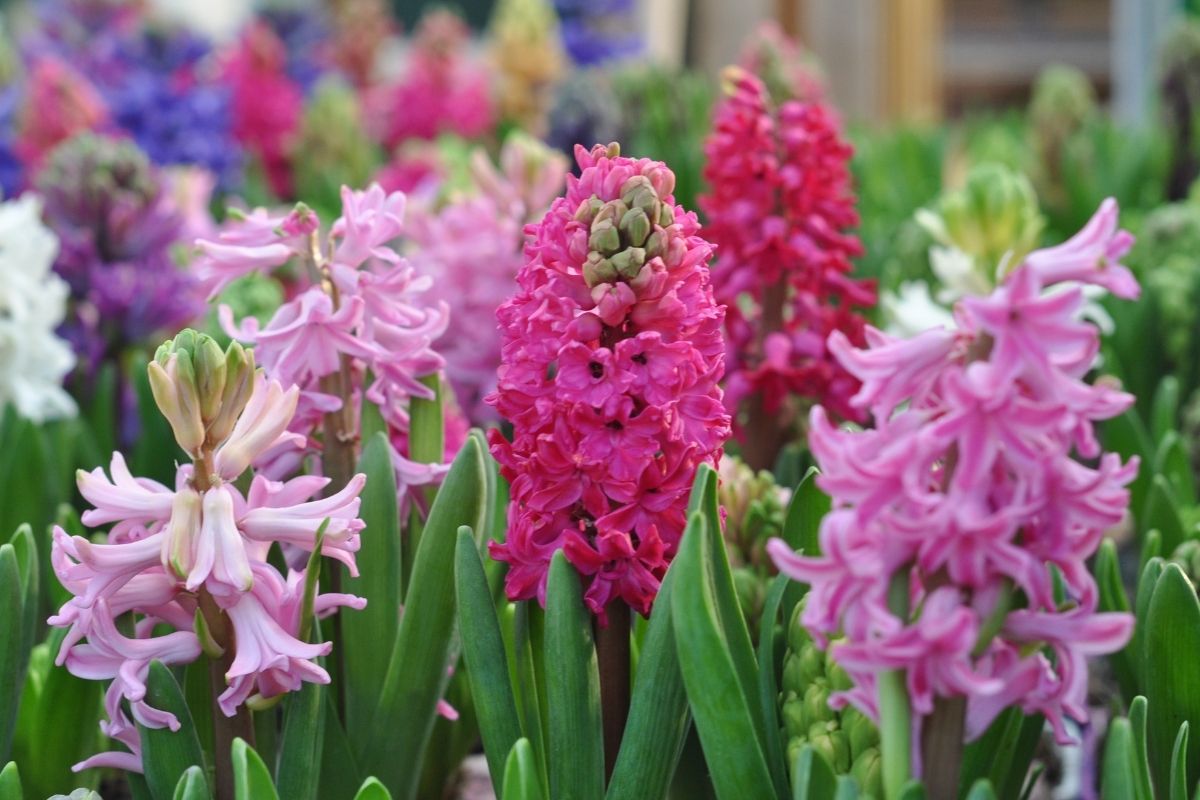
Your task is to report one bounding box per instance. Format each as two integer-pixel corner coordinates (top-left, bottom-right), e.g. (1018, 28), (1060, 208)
(488, 143), (729, 619)
(769, 199), (1139, 744)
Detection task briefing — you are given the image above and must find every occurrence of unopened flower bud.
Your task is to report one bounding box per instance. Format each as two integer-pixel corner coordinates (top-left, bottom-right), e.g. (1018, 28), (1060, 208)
(589, 220), (621, 254)
(164, 485), (203, 580)
(850, 747), (882, 797)
(620, 207), (651, 247)
(657, 203), (676, 228)
(583, 253), (618, 287)
(610, 247), (646, 280)
(193, 335), (228, 426)
(207, 341), (256, 448)
(620, 176), (660, 218)
(842, 706), (878, 759)
(574, 195), (604, 223)
(644, 230), (665, 260)
(781, 692), (805, 738)
(802, 681), (835, 728)
(148, 351), (205, 454)
(807, 722), (850, 772)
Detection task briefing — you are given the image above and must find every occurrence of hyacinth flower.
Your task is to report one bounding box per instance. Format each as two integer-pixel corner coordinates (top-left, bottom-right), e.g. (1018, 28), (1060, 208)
(886, 162), (1045, 336)
(35, 134), (202, 371)
(18, 1), (242, 190)
(553, 0), (643, 66)
(767, 200), (1139, 797)
(220, 20), (305, 199)
(407, 132), (566, 422)
(701, 65), (875, 470)
(13, 57), (109, 179)
(49, 330), (365, 781)
(0, 194), (77, 421)
(196, 183), (449, 509)
(489, 0), (565, 134)
(488, 141), (729, 619)
(369, 9), (494, 149)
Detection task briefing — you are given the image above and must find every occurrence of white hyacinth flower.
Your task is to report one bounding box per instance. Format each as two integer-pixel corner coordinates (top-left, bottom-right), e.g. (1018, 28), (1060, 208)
(0, 194), (77, 421)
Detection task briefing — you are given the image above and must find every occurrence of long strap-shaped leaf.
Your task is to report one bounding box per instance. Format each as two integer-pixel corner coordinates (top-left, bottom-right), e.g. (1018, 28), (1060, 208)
(545, 551), (604, 800)
(1146, 565), (1200, 795)
(503, 738), (544, 800)
(342, 432), (403, 734)
(689, 466), (770, 750)
(360, 436), (485, 798)
(606, 560), (689, 800)
(0, 761), (20, 800)
(455, 528), (522, 797)
(671, 511), (775, 800)
(172, 766), (208, 800)
(138, 661), (209, 800)
(0, 544), (23, 764)
(232, 738), (279, 800)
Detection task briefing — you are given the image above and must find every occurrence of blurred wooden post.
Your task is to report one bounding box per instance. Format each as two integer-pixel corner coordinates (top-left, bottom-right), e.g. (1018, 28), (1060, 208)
(881, 0), (944, 122)
(777, 0), (804, 41)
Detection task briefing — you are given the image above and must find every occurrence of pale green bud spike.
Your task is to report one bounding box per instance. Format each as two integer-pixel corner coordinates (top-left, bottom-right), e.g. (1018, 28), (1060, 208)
(619, 207), (651, 247)
(147, 355), (204, 454)
(583, 254), (618, 287)
(206, 342), (256, 448)
(644, 230), (665, 260)
(193, 335), (228, 425)
(588, 221), (621, 254)
(610, 247), (646, 280)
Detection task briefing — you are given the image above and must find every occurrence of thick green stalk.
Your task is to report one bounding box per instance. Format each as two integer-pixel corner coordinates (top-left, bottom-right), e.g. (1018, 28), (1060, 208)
(880, 571), (912, 800)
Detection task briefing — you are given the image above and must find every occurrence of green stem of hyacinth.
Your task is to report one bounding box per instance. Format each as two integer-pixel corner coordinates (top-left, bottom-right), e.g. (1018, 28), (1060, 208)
(880, 569), (912, 800)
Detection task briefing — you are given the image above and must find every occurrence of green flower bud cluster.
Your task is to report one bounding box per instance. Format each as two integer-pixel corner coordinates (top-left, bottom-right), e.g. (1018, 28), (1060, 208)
(148, 329), (256, 456)
(917, 162), (1044, 282)
(1130, 199), (1200, 368)
(780, 600), (881, 795)
(719, 456), (787, 637)
(574, 156), (677, 289)
(293, 79), (380, 218)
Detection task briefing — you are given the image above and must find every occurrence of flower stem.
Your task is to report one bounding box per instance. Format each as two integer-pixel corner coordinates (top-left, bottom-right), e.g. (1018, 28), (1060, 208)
(595, 599), (631, 782)
(921, 694), (966, 799)
(742, 275), (788, 471)
(199, 588), (254, 800)
(880, 569), (912, 800)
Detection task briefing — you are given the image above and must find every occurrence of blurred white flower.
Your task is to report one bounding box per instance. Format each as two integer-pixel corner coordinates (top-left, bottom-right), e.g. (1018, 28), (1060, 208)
(0, 194), (77, 421)
(881, 281), (956, 338)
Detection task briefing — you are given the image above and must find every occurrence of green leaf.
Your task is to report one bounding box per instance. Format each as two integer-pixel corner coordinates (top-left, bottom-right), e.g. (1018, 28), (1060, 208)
(1172, 723), (1191, 800)
(455, 528), (522, 796)
(833, 776), (860, 800)
(964, 779), (998, 800)
(897, 781), (929, 799)
(361, 436), (485, 798)
(1155, 431), (1196, 508)
(0, 762), (20, 800)
(318, 693), (363, 800)
(408, 373), (444, 467)
(352, 777), (393, 800)
(1132, 559), (1165, 692)
(791, 745), (837, 800)
(8, 526), (37, 663)
(756, 575), (791, 786)
(606, 559), (690, 800)
(1143, 476), (1187, 556)
(172, 766), (209, 800)
(1096, 539), (1137, 700)
(138, 662), (208, 800)
(232, 738), (278, 800)
(1145, 566), (1200, 794)
(1101, 718), (1139, 800)
(274, 680), (324, 800)
(503, 738), (544, 800)
(687, 465), (772, 777)
(1152, 376), (1181, 446)
(783, 467), (829, 556)
(343, 433), (403, 734)
(12, 631), (104, 799)
(544, 551), (604, 800)
(960, 707), (1043, 798)
(1131, 696), (1155, 800)
(671, 512), (775, 800)
(0, 546), (23, 763)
